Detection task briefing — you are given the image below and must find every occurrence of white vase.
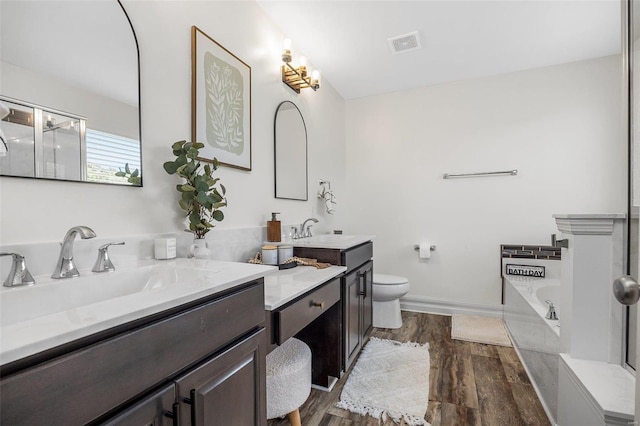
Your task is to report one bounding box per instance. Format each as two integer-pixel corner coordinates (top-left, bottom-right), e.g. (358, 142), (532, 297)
(189, 238), (211, 259)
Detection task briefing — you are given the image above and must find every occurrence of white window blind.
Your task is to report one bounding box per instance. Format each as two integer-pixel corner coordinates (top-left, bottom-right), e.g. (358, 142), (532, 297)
(86, 129), (141, 185)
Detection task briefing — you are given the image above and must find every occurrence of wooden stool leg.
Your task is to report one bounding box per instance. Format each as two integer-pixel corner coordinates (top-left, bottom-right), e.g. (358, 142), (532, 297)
(287, 409), (301, 426)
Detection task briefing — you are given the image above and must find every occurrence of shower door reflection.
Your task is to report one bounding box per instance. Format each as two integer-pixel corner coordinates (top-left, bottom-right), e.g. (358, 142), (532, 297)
(0, 98), (85, 181)
(41, 111), (83, 181)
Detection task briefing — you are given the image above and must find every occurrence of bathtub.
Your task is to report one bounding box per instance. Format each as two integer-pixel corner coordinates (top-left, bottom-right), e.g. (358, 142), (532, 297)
(503, 275), (561, 425)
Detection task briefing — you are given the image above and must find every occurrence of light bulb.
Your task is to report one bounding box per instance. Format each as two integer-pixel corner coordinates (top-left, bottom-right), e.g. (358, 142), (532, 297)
(311, 70), (321, 89)
(299, 56), (307, 67)
(282, 38), (292, 63)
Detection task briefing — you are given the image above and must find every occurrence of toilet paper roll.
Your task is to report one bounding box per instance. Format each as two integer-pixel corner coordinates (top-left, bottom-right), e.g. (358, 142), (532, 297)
(419, 242), (431, 259)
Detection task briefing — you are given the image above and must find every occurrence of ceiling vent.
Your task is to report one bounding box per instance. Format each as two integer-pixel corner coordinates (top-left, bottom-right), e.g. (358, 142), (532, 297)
(388, 31), (421, 55)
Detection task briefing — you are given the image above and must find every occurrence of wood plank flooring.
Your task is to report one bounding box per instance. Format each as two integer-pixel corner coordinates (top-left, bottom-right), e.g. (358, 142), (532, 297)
(268, 311), (550, 426)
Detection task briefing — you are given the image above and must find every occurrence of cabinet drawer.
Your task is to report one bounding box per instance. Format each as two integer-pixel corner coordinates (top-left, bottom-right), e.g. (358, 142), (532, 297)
(342, 242), (373, 271)
(0, 281), (265, 426)
(277, 278), (340, 344)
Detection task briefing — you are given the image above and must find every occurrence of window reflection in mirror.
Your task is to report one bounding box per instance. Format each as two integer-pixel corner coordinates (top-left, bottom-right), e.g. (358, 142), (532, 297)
(0, 0), (142, 186)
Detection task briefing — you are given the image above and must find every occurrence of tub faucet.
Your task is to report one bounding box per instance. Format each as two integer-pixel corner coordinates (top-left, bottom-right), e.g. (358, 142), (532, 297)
(301, 218), (319, 238)
(52, 226), (97, 279)
(545, 300), (558, 320)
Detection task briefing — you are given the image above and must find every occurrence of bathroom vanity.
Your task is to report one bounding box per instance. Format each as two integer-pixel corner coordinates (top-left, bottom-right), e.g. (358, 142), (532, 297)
(290, 235), (374, 370)
(0, 259), (275, 425)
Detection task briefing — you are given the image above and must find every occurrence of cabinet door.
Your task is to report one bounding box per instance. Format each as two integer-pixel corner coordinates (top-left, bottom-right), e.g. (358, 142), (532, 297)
(360, 261), (374, 340)
(176, 329), (266, 426)
(99, 384), (177, 426)
(343, 270), (361, 370)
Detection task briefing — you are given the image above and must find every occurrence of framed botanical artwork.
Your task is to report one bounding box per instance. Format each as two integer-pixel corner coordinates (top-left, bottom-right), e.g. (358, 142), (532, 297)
(191, 26), (252, 171)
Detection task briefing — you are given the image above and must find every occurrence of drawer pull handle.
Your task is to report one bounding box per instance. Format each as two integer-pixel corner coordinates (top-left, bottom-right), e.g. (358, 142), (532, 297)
(311, 301), (325, 309)
(183, 389), (196, 426)
(164, 402), (180, 426)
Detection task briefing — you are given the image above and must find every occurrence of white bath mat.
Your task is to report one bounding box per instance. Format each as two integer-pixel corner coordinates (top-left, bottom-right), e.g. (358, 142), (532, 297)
(336, 337), (431, 426)
(451, 314), (512, 347)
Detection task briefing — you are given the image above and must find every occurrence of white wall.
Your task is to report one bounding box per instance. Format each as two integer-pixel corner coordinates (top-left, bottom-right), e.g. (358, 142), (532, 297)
(0, 1), (346, 245)
(1, 61), (139, 139)
(345, 55), (625, 306)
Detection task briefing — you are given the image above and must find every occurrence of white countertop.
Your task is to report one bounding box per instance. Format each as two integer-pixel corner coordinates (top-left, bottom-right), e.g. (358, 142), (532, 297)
(0, 258), (276, 366)
(264, 265), (347, 310)
(268, 234), (374, 250)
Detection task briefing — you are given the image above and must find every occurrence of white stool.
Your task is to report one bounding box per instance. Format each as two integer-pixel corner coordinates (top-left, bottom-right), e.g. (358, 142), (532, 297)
(266, 337), (312, 426)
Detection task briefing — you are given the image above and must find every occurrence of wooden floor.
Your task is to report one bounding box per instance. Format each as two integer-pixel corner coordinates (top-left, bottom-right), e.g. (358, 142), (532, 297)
(268, 311), (550, 426)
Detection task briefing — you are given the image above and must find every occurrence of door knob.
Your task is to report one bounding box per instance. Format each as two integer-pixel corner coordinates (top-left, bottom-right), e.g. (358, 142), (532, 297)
(613, 275), (640, 305)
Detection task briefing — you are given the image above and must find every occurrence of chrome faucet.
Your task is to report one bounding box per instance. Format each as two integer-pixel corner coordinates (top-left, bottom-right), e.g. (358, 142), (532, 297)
(52, 226), (97, 279)
(545, 300), (558, 320)
(92, 242), (125, 273)
(0, 253), (35, 287)
(301, 218), (319, 238)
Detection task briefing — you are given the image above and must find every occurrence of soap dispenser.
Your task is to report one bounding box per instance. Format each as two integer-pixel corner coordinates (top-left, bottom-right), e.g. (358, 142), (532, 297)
(267, 212), (281, 242)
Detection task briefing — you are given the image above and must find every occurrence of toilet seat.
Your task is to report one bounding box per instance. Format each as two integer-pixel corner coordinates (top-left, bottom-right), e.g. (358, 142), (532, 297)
(373, 273), (408, 286)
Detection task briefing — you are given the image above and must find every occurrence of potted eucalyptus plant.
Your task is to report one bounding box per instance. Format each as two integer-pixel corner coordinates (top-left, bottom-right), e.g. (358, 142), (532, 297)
(163, 140), (227, 257)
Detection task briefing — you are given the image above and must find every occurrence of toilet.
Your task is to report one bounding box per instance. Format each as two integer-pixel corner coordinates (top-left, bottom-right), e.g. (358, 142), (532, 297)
(372, 273), (410, 329)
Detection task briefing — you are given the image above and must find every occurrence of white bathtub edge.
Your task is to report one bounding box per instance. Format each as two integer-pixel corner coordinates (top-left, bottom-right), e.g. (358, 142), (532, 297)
(505, 326), (558, 426)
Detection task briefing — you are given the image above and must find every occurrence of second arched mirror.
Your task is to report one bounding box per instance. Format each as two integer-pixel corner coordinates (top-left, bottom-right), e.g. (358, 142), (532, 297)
(274, 101), (307, 200)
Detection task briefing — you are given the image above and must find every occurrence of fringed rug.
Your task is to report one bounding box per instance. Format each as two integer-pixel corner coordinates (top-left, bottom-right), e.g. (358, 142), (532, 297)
(337, 337), (431, 426)
(451, 314), (512, 347)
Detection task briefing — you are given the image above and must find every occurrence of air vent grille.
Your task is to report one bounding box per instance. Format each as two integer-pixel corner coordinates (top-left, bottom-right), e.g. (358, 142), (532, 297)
(388, 31), (421, 54)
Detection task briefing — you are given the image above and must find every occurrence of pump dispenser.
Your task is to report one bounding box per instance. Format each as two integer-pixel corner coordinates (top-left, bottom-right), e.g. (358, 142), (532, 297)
(267, 212), (281, 242)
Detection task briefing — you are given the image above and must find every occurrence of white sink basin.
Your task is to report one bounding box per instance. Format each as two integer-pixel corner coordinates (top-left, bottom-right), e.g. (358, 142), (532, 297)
(0, 262), (221, 326)
(0, 258), (276, 365)
(287, 234), (374, 249)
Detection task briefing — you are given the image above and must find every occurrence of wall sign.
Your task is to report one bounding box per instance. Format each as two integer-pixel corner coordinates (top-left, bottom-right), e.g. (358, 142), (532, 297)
(506, 264), (545, 278)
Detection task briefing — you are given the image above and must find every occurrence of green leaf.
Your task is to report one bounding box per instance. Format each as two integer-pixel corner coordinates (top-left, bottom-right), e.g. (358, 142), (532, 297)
(171, 140), (186, 150)
(194, 142), (205, 149)
(189, 212), (200, 225)
(163, 161), (178, 174)
(131, 169), (139, 178)
(125, 163), (131, 174)
(196, 192), (208, 204)
(195, 180), (209, 193)
(186, 148), (199, 159)
(178, 200), (191, 211)
(220, 184), (226, 196)
(212, 210), (224, 221)
(204, 164), (211, 176)
(115, 171), (127, 177)
(213, 202), (226, 209)
(181, 184), (196, 192)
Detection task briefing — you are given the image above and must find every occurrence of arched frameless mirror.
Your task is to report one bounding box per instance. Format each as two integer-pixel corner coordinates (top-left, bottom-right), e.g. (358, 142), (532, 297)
(274, 101), (308, 200)
(0, 0), (142, 186)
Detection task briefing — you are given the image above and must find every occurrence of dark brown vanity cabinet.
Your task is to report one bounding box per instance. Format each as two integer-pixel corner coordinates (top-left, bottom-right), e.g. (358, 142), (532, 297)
(175, 329), (266, 426)
(101, 384), (178, 426)
(343, 260), (373, 370)
(0, 280), (267, 426)
(293, 241), (373, 371)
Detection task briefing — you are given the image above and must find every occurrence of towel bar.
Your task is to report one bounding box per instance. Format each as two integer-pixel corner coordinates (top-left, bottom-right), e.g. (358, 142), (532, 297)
(443, 169), (517, 179)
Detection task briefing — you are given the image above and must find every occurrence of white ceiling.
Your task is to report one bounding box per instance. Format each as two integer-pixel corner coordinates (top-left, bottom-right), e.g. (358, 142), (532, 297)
(257, 0), (622, 99)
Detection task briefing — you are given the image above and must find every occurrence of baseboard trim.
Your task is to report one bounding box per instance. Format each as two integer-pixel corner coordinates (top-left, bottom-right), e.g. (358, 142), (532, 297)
(400, 295), (503, 318)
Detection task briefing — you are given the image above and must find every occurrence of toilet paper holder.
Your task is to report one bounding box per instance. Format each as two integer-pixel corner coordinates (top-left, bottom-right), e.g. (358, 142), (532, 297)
(414, 244), (436, 251)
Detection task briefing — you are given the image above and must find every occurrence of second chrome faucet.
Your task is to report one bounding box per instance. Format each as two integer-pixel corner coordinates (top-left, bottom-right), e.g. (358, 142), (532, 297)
(51, 226), (97, 279)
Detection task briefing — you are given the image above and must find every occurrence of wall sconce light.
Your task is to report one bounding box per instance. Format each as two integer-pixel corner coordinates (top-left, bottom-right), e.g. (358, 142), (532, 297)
(281, 38), (320, 93)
